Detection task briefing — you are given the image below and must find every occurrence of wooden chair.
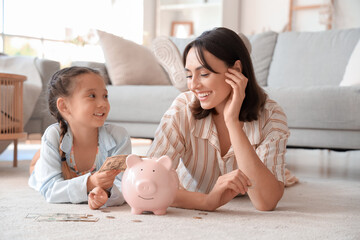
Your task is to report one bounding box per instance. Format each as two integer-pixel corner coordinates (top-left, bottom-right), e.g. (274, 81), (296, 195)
(0, 73), (27, 167)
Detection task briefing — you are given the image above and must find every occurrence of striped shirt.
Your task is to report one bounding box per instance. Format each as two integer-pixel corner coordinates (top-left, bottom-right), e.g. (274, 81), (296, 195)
(147, 91), (290, 194)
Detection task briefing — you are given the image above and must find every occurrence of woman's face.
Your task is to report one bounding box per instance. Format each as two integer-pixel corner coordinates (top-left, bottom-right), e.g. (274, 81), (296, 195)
(185, 48), (232, 112)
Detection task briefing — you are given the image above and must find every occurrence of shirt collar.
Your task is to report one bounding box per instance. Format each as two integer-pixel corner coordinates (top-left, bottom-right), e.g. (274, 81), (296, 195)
(190, 113), (235, 159)
(190, 113), (220, 152)
(60, 125), (116, 153)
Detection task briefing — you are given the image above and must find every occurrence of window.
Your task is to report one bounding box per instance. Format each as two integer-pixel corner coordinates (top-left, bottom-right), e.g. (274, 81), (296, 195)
(0, 0), (143, 66)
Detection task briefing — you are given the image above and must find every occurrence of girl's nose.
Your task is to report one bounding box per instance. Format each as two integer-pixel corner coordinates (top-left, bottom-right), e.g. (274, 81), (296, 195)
(97, 97), (108, 107)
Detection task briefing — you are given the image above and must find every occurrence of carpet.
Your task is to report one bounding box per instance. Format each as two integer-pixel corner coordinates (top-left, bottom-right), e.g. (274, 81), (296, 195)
(1, 160), (359, 240)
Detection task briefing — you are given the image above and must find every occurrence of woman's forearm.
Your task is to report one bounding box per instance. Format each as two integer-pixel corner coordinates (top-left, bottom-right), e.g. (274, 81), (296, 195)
(227, 120), (284, 211)
(171, 189), (209, 211)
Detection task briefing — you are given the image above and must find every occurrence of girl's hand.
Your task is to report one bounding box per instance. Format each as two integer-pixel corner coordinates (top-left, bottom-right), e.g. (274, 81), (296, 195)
(88, 187), (108, 210)
(224, 68), (248, 125)
(205, 169), (251, 211)
(87, 169), (121, 192)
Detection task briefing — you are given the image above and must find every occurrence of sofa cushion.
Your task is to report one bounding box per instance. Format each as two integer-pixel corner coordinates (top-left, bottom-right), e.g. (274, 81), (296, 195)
(268, 28), (360, 87)
(264, 86), (360, 130)
(97, 30), (171, 86)
(340, 39), (360, 86)
(106, 85), (181, 123)
(248, 31), (278, 87)
(151, 36), (188, 92)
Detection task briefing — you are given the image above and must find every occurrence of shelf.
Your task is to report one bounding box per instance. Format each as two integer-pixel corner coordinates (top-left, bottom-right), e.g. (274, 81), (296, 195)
(160, 2), (221, 11)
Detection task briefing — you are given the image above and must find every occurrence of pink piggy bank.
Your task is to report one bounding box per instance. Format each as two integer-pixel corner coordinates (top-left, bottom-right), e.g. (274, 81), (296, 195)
(121, 154), (179, 215)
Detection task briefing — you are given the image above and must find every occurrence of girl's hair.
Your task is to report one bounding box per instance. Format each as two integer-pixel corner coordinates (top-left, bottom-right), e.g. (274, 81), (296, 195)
(183, 27), (267, 122)
(47, 66), (101, 179)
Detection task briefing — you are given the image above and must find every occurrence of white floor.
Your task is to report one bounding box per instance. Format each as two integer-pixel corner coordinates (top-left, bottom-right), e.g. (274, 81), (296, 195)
(1, 138), (359, 181)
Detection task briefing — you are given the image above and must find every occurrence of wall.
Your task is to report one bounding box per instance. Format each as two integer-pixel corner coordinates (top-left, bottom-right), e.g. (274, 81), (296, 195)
(144, 0), (360, 43)
(238, 0), (360, 35)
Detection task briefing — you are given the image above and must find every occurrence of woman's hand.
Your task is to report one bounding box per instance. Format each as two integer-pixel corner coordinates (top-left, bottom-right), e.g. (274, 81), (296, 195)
(205, 169), (251, 211)
(88, 186), (108, 210)
(87, 169), (121, 192)
(224, 67), (248, 125)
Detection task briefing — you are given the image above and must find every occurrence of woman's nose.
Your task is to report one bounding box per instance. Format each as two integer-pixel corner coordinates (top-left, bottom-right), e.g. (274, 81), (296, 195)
(189, 76), (200, 90)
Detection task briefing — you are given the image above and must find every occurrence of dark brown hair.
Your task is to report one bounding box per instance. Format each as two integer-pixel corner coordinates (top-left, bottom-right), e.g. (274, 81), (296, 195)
(183, 27), (267, 121)
(47, 66), (101, 179)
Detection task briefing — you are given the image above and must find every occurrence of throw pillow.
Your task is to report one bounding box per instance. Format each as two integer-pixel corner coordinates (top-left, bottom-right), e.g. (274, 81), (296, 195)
(151, 36), (188, 92)
(97, 30), (170, 86)
(340, 39), (360, 86)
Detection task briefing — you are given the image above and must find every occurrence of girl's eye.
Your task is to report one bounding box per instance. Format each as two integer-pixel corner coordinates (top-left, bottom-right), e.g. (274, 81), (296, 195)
(104, 94), (108, 99)
(89, 94), (95, 98)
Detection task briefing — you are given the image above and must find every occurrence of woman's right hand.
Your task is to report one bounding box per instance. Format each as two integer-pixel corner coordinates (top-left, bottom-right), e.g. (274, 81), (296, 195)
(205, 169), (251, 211)
(87, 169), (121, 192)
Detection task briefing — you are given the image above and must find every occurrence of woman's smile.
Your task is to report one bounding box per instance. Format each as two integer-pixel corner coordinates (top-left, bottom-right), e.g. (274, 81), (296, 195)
(196, 91), (212, 101)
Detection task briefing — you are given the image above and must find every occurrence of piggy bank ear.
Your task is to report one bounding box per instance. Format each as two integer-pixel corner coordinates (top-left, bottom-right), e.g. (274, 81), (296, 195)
(157, 155), (172, 170)
(126, 154), (142, 168)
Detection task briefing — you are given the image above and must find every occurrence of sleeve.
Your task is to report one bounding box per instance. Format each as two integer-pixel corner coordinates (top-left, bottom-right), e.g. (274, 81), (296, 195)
(146, 96), (187, 170)
(105, 125), (132, 207)
(28, 126), (89, 203)
(255, 104), (290, 183)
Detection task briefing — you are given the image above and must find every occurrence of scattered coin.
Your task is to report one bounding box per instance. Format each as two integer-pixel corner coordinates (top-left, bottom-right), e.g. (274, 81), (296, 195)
(101, 209), (110, 213)
(106, 216), (115, 219)
(132, 219), (142, 222)
(193, 216), (202, 219)
(198, 212), (208, 215)
(87, 214), (94, 217)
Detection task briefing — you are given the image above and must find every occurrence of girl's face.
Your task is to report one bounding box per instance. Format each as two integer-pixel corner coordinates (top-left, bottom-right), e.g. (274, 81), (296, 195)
(64, 73), (110, 129)
(185, 48), (232, 112)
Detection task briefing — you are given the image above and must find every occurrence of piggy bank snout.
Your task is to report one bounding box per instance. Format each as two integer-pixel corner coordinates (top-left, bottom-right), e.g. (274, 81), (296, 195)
(136, 180), (157, 196)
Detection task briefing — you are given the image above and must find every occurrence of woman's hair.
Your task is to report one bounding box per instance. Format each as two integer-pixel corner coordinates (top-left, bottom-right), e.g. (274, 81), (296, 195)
(183, 27), (267, 122)
(47, 66), (101, 179)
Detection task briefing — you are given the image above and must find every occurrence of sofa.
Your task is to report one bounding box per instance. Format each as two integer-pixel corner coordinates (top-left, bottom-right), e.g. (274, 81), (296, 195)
(2, 28), (358, 151)
(0, 56), (59, 153)
(71, 28), (360, 150)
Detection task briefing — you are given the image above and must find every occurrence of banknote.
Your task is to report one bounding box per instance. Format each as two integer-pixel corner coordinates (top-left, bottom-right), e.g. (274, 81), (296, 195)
(26, 213), (99, 222)
(98, 154), (128, 172)
(99, 154), (146, 172)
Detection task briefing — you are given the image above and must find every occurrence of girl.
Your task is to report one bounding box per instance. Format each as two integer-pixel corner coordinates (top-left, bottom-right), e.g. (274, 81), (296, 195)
(29, 66), (131, 210)
(148, 27), (293, 211)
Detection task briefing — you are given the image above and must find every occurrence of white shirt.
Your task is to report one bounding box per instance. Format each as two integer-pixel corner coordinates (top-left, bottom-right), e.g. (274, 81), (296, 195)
(147, 91), (290, 193)
(29, 123), (131, 206)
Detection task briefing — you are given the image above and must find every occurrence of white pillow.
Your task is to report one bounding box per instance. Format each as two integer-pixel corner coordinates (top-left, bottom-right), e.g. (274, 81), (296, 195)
(97, 30), (170, 86)
(340, 39), (360, 86)
(151, 36), (188, 92)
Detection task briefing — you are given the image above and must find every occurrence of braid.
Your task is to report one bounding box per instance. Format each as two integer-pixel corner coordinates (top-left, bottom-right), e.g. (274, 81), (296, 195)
(59, 117), (73, 180)
(58, 117), (67, 160)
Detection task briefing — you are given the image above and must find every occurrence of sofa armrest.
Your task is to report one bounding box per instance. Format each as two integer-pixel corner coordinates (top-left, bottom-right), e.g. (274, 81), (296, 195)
(25, 58), (60, 134)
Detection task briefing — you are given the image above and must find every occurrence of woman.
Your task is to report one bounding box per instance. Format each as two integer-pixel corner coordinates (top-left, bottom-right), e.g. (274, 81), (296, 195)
(147, 27), (291, 211)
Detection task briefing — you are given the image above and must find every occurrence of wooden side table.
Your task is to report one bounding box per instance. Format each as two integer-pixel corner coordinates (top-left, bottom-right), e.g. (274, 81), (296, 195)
(0, 73), (27, 167)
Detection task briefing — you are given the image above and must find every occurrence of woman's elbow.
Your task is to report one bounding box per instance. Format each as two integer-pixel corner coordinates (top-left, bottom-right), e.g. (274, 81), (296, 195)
(253, 184), (284, 211)
(254, 200), (280, 211)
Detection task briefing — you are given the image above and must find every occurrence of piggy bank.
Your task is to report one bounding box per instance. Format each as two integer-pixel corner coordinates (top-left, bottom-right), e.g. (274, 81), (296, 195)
(121, 154), (179, 215)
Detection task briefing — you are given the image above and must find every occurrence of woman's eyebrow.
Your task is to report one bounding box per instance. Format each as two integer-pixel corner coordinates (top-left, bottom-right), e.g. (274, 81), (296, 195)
(184, 66), (205, 72)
